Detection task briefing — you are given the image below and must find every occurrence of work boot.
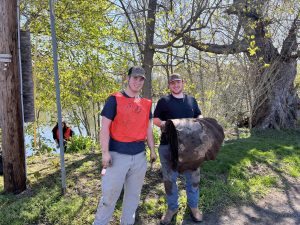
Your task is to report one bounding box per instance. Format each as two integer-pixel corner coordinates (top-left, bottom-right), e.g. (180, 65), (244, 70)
(189, 207), (203, 222)
(160, 209), (178, 225)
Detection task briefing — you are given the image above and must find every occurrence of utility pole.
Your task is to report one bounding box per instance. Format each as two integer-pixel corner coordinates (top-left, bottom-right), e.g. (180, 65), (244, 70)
(0, 0), (26, 193)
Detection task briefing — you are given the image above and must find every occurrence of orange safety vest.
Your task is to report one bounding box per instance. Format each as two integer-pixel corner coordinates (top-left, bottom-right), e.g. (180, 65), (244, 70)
(56, 127), (72, 140)
(64, 128), (72, 140)
(110, 92), (152, 142)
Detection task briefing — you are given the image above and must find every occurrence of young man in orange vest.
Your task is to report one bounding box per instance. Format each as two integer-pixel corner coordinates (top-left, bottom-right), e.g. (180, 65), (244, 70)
(94, 66), (157, 225)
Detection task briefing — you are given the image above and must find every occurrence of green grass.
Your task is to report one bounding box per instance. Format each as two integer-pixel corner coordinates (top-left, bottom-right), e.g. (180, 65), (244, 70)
(200, 129), (300, 211)
(0, 129), (299, 224)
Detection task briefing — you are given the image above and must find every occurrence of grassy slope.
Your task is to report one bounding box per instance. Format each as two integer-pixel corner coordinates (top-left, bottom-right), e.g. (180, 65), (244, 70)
(0, 130), (299, 225)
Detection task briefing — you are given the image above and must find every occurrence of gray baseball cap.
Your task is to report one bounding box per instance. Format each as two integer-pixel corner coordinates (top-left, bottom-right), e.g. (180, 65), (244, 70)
(169, 73), (182, 83)
(128, 66), (146, 79)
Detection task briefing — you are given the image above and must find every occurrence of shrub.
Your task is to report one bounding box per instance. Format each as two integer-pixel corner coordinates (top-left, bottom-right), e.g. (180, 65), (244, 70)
(153, 126), (161, 146)
(31, 137), (55, 155)
(65, 136), (97, 153)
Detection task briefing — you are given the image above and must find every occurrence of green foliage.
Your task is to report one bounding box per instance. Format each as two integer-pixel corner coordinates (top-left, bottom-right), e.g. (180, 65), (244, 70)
(31, 137), (55, 155)
(22, 0), (127, 137)
(146, 126), (161, 163)
(247, 40), (260, 56)
(152, 126), (161, 146)
(65, 136), (98, 153)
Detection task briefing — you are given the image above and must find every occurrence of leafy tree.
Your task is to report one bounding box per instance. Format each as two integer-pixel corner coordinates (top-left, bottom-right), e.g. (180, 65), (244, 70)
(183, 0), (300, 129)
(21, 0), (129, 137)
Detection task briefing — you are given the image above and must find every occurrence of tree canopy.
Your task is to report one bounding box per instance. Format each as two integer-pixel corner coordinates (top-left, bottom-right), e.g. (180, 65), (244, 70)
(21, 0), (300, 131)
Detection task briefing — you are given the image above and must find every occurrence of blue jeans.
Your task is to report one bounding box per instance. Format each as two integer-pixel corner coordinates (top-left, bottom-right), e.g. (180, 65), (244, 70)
(158, 145), (200, 210)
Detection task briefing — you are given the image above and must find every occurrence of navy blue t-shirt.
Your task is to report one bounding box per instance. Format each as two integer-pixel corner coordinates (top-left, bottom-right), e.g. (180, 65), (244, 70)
(101, 91), (152, 155)
(154, 94), (201, 145)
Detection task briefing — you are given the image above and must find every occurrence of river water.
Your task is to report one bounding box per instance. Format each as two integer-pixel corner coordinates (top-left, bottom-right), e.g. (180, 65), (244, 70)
(25, 125), (86, 156)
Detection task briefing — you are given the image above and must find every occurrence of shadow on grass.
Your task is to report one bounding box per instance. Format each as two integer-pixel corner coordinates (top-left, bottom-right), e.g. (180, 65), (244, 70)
(1, 129), (299, 225)
(133, 129), (300, 225)
(195, 129), (300, 225)
(0, 153), (101, 225)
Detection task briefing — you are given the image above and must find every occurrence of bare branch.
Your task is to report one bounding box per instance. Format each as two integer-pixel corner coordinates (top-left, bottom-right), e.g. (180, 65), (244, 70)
(232, 20), (242, 43)
(280, 11), (300, 58)
(118, 0), (143, 54)
(153, 0), (222, 49)
(183, 35), (248, 54)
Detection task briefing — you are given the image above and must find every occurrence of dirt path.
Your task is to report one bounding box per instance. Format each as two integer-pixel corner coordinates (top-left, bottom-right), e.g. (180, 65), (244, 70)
(182, 177), (300, 225)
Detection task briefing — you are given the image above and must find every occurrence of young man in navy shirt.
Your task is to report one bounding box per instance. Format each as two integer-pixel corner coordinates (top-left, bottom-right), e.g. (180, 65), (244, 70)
(154, 73), (203, 224)
(94, 66), (156, 225)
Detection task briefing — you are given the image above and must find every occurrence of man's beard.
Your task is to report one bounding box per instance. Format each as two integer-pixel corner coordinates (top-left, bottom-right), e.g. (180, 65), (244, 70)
(172, 88), (182, 95)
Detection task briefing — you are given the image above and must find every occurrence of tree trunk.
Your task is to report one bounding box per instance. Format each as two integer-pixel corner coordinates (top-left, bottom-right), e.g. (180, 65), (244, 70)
(251, 60), (299, 129)
(0, 0), (26, 193)
(142, 0), (157, 99)
(231, 0), (300, 129)
(247, 7), (300, 129)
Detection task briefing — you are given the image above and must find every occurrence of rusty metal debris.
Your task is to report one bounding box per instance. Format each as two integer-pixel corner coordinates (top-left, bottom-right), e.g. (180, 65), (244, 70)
(165, 118), (225, 172)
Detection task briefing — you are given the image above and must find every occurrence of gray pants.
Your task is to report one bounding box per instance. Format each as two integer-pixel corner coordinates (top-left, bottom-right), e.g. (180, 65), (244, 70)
(93, 151), (147, 225)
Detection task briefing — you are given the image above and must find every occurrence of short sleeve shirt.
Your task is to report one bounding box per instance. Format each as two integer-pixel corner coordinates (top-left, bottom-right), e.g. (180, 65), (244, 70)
(154, 94), (201, 144)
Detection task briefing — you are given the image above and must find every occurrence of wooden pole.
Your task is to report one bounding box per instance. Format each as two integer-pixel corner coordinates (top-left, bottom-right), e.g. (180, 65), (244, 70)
(0, 0), (26, 193)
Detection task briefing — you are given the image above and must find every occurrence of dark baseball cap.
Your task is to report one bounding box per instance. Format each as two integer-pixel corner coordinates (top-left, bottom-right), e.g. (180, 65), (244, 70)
(169, 73), (182, 83)
(128, 66), (146, 79)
